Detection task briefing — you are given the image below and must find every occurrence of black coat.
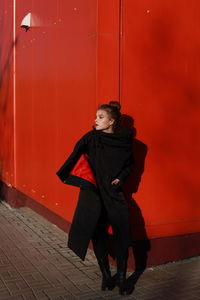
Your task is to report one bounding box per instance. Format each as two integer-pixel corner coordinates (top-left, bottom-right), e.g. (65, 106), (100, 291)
(56, 127), (134, 260)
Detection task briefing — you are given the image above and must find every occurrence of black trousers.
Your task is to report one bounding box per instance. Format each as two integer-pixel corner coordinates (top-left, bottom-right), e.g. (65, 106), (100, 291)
(68, 188), (131, 261)
(91, 192), (130, 262)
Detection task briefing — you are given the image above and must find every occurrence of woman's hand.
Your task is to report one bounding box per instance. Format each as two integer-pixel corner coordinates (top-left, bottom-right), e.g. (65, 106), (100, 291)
(111, 178), (120, 185)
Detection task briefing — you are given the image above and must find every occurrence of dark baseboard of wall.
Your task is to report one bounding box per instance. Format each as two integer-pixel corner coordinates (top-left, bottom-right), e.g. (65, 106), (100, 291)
(0, 181), (71, 233)
(1, 181), (199, 270)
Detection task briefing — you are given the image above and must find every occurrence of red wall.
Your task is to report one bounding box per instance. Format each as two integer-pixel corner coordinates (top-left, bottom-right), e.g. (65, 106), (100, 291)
(14, 0), (99, 220)
(0, 0), (14, 186)
(0, 0), (199, 244)
(120, 0), (200, 238)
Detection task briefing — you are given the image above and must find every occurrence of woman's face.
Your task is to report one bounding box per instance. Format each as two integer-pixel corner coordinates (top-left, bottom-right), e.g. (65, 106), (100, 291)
(95, 109), (114, 132)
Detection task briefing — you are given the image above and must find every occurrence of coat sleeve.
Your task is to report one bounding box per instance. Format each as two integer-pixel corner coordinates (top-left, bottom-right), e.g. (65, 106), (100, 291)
(117, 155), (134, 183)
(56, 131), (92, 183)
(117, 131), (134, 183)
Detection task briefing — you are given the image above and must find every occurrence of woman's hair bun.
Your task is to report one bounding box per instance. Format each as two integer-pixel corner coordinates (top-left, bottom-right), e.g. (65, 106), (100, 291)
(109, 101), (121, 111)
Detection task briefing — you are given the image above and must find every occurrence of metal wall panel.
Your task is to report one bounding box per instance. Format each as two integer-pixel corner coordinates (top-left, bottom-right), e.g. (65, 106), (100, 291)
(0, 0), (14, 186)
(97, 0), (121, 103)
(120, 0), (200, 238)
(15, 0), (98, 219)
(1, 0), (199, 242)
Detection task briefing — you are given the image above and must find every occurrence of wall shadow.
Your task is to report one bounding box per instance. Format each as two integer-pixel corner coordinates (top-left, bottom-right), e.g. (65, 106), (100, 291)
(121, 114), (150, 293)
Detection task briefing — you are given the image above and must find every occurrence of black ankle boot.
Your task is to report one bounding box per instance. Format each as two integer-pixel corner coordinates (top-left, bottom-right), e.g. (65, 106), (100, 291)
(116, 270), (127, 294)
(116, 257), (131, 295)
(98, 257), (115, 291)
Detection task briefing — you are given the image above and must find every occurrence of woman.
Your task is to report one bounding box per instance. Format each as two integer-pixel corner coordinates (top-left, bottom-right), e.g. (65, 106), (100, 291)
(56, 101), (133, 295)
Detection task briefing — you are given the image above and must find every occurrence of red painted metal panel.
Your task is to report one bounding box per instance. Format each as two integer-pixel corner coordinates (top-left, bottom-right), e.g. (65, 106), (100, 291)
(0, 0), (199, 245)
(120, 0), (200, 237)
(0, 0), (14, 186)
(97, 0), (120, 103)
(15, 0), (98, 220)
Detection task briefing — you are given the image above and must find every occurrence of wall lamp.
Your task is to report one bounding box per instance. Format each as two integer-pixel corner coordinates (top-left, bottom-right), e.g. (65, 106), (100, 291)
(20, 13), (31, 31)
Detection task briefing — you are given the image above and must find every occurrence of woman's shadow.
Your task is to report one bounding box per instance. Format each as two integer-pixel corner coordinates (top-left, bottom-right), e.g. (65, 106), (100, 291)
(108, 114), (151, 294)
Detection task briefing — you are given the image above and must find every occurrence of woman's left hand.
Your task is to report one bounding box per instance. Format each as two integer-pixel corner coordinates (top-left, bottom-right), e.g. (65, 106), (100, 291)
(111, 178), (120, 185)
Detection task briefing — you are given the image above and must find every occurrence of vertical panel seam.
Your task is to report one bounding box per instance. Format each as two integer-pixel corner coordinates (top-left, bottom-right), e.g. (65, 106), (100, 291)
(119, 0), (123, 103)
(13, 0), (17, 186)
(96, 0), (99, 109)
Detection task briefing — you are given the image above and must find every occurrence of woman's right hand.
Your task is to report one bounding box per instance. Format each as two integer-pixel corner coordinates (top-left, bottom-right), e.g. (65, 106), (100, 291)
(111, 178), (120, 185)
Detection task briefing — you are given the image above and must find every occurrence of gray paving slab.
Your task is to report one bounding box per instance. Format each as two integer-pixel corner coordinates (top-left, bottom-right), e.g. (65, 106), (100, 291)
(0, 200), (199, 299)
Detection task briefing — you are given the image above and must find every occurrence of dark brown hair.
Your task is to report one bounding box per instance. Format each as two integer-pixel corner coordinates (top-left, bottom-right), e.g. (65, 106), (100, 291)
(98, 101), (121, 131)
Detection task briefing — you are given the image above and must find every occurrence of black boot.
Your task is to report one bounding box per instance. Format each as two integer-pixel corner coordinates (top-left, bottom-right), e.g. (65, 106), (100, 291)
(116, 255), (132, 295)
(98, 256), (115, 291)
(116, 258), (127, 295)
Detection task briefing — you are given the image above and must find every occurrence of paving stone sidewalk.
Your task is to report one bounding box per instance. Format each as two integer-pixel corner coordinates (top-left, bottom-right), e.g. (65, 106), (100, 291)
(0, 201), (199, 300)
